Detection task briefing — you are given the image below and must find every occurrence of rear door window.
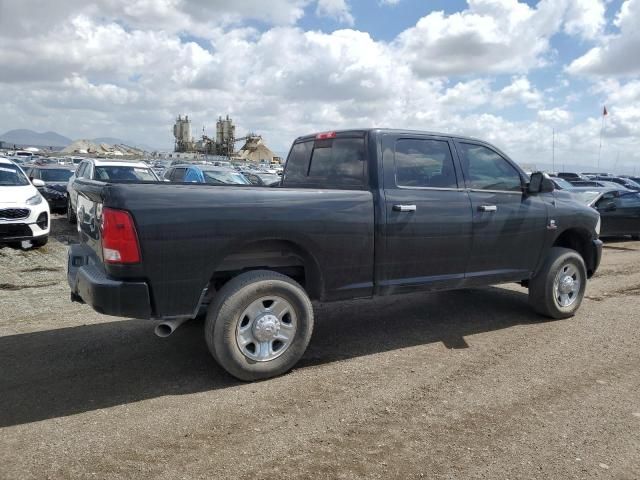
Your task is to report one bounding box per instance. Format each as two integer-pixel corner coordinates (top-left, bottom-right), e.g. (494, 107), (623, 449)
(395, 139), (457, 188)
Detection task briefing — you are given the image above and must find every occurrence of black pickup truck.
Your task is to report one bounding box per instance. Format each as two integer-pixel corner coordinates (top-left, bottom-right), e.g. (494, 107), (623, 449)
(68, 129), (602, 380)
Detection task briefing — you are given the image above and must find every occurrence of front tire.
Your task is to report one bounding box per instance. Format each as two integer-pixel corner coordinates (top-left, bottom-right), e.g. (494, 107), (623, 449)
(67, 198), (76, 224)
(205, 270), (314, 381)
(528, 247), (587, 319)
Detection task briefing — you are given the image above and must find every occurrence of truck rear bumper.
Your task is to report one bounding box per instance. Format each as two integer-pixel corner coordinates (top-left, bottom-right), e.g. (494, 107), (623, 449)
(68, 244), (152, 319)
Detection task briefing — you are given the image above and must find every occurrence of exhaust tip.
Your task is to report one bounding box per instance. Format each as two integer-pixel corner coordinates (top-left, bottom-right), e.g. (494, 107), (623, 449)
(154, 323), (174, 338)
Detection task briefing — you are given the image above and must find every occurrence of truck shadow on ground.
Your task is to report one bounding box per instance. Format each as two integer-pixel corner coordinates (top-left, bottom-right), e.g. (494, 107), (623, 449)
(0, 286), (548, 427)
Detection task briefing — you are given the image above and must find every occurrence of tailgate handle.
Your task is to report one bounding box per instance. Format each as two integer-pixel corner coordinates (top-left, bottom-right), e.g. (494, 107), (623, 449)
(393, 204), (417, 212)
(478, 205), (497, 212)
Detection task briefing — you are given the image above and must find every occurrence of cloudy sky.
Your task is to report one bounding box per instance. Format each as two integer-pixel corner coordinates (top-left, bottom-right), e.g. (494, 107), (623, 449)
(1, 0), (639, 171)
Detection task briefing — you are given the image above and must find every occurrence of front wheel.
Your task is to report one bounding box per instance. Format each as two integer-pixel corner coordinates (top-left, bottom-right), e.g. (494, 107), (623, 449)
(528, 247), (587, 319)
(67, 198), (76, 224)
(205, 270), (314, 381)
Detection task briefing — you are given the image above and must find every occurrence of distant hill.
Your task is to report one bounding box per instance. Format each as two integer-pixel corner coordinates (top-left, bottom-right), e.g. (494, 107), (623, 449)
(91, 137), (155, 151)
(0, 130), (157, 151)
(0, 129), (72, 148)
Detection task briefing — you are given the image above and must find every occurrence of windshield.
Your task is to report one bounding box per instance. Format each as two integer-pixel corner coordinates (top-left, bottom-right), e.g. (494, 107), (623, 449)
(570, 190), (603, 206)
(0, 163), (30, 186)
(600, 181), (629, 189)
(623, 178), (640, 188)
(202, 170), (250, 185)
(552, 178), (573, 189)
(257, 174), (281, 184)
(94, 166), (157, 181)
(40, 169), (74, 182)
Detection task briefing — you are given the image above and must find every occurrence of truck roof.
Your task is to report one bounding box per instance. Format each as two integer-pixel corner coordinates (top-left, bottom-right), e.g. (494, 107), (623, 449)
(294, 128), (482, 143)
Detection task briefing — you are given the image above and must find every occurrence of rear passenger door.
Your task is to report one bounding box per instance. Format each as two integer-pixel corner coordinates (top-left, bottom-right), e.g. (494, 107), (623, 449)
(380, 134), (472, 292)
(454, 141), (548, 283)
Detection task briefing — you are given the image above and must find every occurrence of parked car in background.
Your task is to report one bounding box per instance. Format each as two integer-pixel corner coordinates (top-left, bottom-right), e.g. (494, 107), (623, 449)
(23, 165), (75, 213)
(570, 180), (608, 188)
(590, 176), (640, 191)
(66, 159), (159, 223)
(0, 158), (50, 247)
(243, 171), (281, 187)
(164, 164), (251, 185)
(557, 172), (589, 181)
(573, 188), (640, 239)
(620, 175), (640, 185)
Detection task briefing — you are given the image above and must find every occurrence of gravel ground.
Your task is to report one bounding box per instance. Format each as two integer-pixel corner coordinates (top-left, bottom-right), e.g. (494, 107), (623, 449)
(1, 217), (639, 479)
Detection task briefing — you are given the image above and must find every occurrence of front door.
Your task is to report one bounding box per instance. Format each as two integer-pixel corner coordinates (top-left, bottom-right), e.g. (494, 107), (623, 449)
(454, 141), (548, 284)
(379, 134), (473, 293)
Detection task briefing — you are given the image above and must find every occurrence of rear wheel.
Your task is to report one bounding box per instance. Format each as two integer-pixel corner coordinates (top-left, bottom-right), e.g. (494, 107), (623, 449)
(205, 270), (314, 381)
(528, 247), (586, 319)
(67, 198), (76, 224)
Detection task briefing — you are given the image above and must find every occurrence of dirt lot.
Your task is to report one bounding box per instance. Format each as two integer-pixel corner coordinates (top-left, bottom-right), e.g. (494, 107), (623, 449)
(1, 216), (639, 479)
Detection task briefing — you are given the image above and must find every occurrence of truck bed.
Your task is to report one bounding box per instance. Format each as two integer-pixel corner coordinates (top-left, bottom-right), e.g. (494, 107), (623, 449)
(70, 179), (375, 319)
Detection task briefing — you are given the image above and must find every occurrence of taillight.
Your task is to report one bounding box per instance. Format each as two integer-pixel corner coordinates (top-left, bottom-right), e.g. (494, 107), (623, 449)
(101, 208), (141, 264)
(315, 131), (336, 139)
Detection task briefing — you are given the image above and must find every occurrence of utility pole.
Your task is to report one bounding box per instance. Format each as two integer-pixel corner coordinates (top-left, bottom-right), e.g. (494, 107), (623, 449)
(552, 127), (555, 173)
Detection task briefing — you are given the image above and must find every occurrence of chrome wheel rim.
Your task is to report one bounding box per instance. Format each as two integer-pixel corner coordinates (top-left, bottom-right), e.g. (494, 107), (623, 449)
(553, 263), (581, 308)
(236, 296), (297, 362)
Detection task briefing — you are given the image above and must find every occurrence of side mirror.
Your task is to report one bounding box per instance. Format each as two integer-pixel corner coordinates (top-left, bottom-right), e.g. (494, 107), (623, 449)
(32, 179), (45, 187)
(527, 172), (554, 194)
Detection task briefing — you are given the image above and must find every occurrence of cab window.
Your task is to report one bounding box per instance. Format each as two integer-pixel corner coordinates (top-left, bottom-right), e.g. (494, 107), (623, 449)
(395, 139), (457, 188)
(457, 143), (522, 192)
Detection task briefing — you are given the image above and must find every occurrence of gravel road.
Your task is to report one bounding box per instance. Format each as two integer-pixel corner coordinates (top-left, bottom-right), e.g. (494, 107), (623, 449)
(1, 217), (639, 479)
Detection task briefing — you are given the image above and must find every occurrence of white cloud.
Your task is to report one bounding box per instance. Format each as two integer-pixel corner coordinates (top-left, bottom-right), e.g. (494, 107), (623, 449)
(567, 0), (640, 75)
(538, 108), (572, 125)
(563, 0), (607, 40)
(439, 79), (492, 111)
(315, 0), (355, 25)
(393, 0), (567, 77)
(494, 77), (544, 109)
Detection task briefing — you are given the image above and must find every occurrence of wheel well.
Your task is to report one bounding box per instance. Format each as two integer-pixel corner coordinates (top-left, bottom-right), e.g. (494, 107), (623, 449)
(552, 228), (595, 277)
(207, 240), (323, 300)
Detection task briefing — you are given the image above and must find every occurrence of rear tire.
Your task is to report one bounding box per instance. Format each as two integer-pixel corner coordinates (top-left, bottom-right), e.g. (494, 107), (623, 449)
(205, 270), (314, 381)
(528, 247), (586, 319)
(67, 198), (76, 224)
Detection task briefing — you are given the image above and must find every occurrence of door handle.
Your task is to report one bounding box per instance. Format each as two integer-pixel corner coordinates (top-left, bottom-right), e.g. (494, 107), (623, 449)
(393, 204), (417, 212)
(478, 205), (497, 212)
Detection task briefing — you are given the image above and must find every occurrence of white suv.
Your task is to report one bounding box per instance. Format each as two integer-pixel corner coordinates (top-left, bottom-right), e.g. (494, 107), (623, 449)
(66, 158), (159, 223)
(0, 158), (50, 248)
